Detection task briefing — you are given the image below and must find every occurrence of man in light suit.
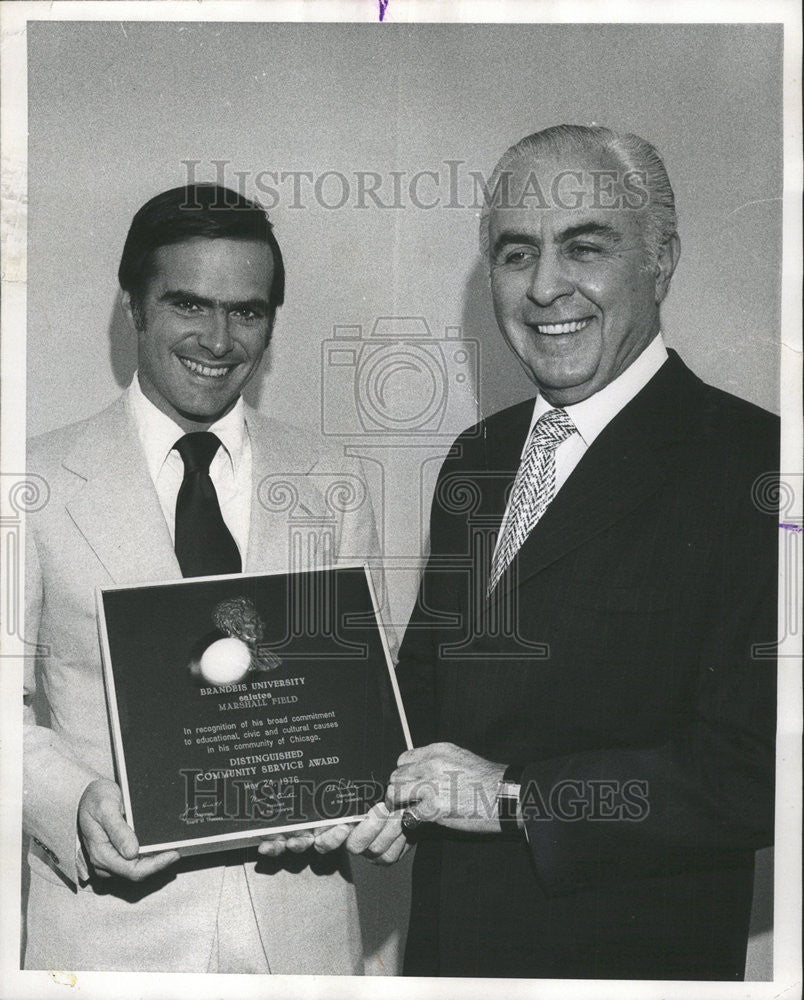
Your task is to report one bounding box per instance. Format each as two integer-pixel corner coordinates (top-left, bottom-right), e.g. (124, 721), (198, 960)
(348, 125), (778, 979)
(24, 185), (379, 973)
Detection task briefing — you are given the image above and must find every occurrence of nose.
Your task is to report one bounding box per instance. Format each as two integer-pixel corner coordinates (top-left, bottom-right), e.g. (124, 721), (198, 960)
(197, 309), (234, 357)
(526, 251), (574, 306)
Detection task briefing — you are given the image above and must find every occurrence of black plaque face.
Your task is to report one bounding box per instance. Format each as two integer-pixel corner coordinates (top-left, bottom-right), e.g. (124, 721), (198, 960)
(98, 566), (409, 854)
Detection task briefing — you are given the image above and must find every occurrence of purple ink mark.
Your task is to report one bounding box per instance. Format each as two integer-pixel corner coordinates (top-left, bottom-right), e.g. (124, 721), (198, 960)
(379, 0), (389, 21)
(779, 522), (803, 533)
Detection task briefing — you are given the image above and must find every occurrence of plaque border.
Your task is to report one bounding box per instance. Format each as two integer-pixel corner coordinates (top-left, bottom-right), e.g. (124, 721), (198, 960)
(96, 562), (412, 855)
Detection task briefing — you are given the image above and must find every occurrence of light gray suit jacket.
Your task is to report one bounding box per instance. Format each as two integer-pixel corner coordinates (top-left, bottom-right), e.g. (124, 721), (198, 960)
(24, 393), (385, 973)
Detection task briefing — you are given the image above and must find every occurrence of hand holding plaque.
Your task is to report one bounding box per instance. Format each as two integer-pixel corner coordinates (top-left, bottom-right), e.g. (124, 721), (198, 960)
(78, 778), (180, 879)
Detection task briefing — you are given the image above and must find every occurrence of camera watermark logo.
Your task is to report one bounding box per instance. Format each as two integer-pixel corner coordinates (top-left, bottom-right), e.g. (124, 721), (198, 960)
(317, 315), (483, 645)
(321, 317), (477, 439)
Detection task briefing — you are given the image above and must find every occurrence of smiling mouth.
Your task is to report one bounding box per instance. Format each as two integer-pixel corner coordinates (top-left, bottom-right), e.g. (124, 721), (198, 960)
(179, 357), (235, 379)
(533, 318), (593, 335)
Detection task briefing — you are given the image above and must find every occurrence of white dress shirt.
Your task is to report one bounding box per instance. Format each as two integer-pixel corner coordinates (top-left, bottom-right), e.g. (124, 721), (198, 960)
(126, 374), (252, 560)
(494, 334), (669, 554)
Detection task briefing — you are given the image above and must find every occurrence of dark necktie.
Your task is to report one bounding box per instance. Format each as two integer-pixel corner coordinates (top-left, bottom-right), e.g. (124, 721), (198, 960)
(173, 432), (242, 578)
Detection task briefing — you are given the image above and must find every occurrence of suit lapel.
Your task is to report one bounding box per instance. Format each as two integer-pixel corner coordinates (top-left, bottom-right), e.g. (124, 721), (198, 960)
(495, 414), (666, 599)
(63, 399), (333, 584)
(243, 408), (323, 573)
(477, 399), (534, 519)
(63, 400), (329, 583)
(494, 351), (702, 599)
(63, 396), (180, 584)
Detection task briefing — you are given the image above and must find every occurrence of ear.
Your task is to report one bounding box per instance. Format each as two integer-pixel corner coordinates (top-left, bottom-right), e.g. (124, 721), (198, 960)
(264, 309), (277, 346)
(120, 290), (139, 332)
(654, 234), (680, 304)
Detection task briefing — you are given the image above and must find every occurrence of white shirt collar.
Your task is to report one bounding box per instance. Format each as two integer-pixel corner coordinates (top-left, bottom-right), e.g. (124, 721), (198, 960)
(532, 333), (668, 448)
(126, 373), (247, 480)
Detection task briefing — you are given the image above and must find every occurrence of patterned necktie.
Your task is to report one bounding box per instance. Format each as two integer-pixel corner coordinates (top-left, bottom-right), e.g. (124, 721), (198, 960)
(173, 432), (242, 578)
(487, 408), (575, 597)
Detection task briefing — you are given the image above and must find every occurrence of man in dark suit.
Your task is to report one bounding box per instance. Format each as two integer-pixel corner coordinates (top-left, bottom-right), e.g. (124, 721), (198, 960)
(346, 125), (778, 980)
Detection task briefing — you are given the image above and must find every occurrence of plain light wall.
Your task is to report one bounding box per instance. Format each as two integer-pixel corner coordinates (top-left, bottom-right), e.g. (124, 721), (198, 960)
(26, 21), (782, 978)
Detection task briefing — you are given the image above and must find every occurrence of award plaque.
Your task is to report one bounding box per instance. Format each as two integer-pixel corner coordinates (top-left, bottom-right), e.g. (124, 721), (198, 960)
(97, 564), (410, 855)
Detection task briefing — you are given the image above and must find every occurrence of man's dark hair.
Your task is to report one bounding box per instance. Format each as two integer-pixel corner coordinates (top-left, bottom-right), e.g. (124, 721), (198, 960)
(118, 184), (285, 326)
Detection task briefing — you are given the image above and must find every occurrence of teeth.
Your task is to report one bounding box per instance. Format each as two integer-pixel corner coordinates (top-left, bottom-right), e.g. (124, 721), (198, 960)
(536, 319), (591, 334)
(180, 357), (231, 378)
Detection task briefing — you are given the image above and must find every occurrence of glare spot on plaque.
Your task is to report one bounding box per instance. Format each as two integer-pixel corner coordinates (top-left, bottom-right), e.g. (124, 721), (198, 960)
(188, 596), (283, 686)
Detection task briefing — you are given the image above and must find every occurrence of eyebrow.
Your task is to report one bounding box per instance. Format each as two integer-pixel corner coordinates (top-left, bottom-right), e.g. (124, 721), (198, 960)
(492, 221), (624, 257)
(159, 290), (270, 312)
(558, 222), (623, 244)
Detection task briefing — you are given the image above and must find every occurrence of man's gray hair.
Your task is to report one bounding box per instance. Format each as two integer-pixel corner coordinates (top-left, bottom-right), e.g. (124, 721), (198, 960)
(479, 124), (677, 265)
